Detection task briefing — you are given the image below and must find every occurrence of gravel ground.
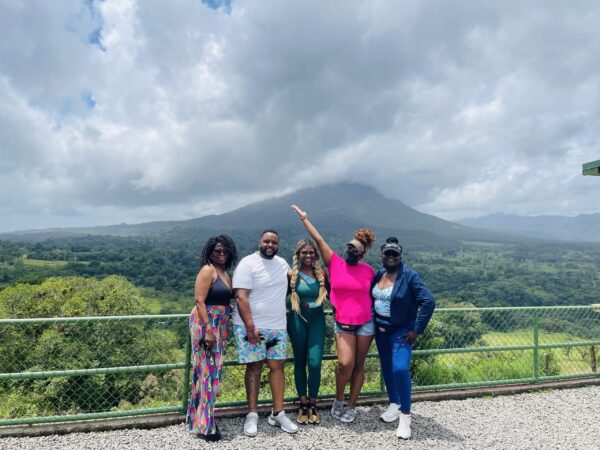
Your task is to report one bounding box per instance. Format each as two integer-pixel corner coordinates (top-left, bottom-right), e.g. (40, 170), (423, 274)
(2, 387), (599, 450)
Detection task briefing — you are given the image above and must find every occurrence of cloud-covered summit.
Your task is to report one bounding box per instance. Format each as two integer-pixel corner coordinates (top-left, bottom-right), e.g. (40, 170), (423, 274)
(1, 0), (599, 232)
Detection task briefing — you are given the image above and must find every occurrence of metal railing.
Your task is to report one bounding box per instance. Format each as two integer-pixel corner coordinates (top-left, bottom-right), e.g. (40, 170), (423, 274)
(1, 305), (598, 426)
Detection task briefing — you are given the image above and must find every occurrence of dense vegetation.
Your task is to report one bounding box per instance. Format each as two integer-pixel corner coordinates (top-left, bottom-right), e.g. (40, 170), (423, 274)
(0, 276), (183, 419)
(2, 233), (600, 312)
(412, 241), (600, 307)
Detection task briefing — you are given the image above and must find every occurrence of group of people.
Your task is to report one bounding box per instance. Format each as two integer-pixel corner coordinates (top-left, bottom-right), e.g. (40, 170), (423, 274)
(186, 205), (436, 442)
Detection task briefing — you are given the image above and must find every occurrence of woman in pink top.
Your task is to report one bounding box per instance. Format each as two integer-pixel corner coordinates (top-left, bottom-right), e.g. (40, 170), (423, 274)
(292, 205), (376, 424)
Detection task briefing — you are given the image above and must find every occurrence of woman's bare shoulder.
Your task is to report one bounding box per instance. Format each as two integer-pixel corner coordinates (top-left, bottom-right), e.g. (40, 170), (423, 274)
(197, 264), (217, 281)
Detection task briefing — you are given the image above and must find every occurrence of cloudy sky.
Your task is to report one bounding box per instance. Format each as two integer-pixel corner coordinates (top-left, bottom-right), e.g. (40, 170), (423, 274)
(1, 0), (599, 232)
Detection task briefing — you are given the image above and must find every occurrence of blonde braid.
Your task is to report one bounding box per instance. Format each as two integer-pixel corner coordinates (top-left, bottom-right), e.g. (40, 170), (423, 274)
(312, 259), (327, 306)
(290, 252), (301, 315)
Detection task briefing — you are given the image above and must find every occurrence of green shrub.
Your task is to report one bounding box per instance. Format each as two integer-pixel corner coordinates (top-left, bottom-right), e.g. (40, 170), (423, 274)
(0, 276), (182, 419)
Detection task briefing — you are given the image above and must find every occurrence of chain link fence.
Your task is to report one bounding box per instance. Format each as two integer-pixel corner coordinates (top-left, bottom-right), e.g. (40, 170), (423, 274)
(1, 306), (599, 426)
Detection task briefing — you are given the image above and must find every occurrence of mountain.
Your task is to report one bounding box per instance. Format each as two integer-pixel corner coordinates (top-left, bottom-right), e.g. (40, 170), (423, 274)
(184, 183), (513, 241)
(1, 183), (517, 245)
(458, 213), (600, 242)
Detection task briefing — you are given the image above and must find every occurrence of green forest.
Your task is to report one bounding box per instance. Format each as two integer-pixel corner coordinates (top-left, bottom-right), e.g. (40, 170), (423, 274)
(2, 232), (600, 312)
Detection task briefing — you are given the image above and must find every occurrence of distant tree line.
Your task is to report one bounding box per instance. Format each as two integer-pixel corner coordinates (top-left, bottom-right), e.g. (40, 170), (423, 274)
(3, 234), (600, 311)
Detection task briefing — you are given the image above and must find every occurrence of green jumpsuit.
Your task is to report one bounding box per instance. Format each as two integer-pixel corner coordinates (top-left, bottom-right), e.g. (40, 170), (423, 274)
(287, 273), (326, 398)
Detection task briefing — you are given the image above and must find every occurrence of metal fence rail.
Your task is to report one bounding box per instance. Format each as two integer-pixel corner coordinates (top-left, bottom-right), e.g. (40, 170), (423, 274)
(1, 306), (598, 426)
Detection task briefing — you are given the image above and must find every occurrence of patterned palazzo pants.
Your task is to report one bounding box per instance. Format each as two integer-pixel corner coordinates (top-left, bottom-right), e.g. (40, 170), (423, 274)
(186, 305), (230, 435)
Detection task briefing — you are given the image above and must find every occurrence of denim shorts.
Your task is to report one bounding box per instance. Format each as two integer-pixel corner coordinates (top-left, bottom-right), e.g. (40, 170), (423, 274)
(334, 318), (375, 336)
(233, 325), (287, 363)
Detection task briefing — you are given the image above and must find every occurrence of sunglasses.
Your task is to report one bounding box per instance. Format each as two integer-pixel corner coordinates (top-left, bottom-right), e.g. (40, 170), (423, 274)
(346, 244), (363, 255)
(383, 251), (401, 257)
(212, 248), (230, 256)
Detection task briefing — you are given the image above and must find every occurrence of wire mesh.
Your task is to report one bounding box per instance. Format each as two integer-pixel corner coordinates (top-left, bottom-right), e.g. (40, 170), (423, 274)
(0, 317), (186, 423)
(1, 306), (598, 425)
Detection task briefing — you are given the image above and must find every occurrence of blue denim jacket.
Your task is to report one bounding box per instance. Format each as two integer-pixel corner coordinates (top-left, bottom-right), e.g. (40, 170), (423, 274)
(371, 264), (435, 334)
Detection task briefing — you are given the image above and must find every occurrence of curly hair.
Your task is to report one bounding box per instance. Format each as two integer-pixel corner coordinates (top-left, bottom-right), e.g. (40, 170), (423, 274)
(199, 234), (238, 271)
(354, 228), (376, 254)
(289, 239), (328, 320)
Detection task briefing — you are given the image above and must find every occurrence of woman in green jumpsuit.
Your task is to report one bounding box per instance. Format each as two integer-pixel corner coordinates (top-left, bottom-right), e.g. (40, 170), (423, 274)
(287, 239), (328, 425)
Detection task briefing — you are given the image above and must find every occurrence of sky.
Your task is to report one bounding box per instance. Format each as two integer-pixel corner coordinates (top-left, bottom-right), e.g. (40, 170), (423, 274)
(1, 0), (599, 232)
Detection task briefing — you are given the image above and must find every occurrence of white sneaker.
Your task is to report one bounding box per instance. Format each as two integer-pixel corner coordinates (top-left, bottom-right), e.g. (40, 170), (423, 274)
(331, 399), (345, 420)
(243, 411), (259, 437)
(396, 413), (412, 439)
(339, 406), (357, 423)
(268, 410), (299, 434)
(380, 403), (401, 422)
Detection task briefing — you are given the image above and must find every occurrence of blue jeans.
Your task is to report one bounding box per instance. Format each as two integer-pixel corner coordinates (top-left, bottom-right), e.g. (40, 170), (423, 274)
(375, 324), (413, 413)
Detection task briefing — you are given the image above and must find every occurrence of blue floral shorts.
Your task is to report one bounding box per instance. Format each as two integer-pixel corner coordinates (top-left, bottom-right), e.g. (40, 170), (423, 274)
(233, 325), (287, 363)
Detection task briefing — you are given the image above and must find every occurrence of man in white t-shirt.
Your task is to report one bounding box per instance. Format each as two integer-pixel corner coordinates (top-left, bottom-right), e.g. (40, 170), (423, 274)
(233, 229), (298, 436)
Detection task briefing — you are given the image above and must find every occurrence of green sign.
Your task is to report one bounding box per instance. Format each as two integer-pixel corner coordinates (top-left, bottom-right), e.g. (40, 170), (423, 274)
(582, 160), (600, 176)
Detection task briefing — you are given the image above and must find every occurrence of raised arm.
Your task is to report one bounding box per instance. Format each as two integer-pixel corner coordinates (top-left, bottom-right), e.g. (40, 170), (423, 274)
(291, 204), (333, 265)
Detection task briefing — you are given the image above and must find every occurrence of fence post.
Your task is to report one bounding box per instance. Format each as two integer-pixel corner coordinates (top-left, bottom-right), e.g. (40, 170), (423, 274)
(533, 311), (539, 382)
(181, 323), (192, 413)
(591, 346), (597, 373)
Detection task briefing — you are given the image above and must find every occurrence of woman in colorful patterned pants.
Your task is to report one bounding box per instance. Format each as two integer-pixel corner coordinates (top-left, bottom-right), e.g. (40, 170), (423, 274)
(187, 235), (238, 442)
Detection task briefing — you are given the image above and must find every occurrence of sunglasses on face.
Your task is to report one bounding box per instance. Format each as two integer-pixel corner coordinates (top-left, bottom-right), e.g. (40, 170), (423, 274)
(383, 251), (401, 258)
(212, 248), (230, 256)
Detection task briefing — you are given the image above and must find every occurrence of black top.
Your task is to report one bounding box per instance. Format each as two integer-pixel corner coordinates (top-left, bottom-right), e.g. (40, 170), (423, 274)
(205, 276), (233, 306)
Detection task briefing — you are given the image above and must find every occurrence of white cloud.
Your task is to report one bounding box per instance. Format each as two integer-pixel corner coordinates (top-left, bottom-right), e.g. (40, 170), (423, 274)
(1, 0), (600, 231)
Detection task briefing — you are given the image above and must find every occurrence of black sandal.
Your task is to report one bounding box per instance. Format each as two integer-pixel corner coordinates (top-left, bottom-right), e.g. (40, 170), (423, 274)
(308, 403), (320, 424)
(199, 424), (222, 442)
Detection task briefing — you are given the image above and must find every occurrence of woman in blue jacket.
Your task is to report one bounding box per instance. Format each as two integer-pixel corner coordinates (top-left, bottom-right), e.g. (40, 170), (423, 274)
(372, 237), (435, 440)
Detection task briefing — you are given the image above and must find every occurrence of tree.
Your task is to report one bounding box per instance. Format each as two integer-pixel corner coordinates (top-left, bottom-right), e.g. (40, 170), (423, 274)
(0, 276), (183, 419)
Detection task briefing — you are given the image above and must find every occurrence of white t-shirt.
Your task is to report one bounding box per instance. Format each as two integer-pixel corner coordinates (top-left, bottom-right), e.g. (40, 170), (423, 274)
(232, 252), (290, 330)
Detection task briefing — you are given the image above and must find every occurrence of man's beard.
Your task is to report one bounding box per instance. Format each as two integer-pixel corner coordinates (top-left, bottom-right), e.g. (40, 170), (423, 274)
(259, 246), (277, 259)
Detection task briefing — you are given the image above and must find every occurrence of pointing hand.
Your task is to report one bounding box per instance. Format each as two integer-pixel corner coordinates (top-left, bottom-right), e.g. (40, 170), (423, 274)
(291, 204), (307, 220)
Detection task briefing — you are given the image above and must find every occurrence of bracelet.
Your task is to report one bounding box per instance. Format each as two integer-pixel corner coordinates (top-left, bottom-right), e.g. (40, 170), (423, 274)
(246, 325), (255, 332)
(300, 217), (307, 221)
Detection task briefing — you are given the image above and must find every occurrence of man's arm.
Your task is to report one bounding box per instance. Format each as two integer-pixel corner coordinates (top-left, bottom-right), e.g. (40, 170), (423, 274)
(235, 288), (260, 344)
